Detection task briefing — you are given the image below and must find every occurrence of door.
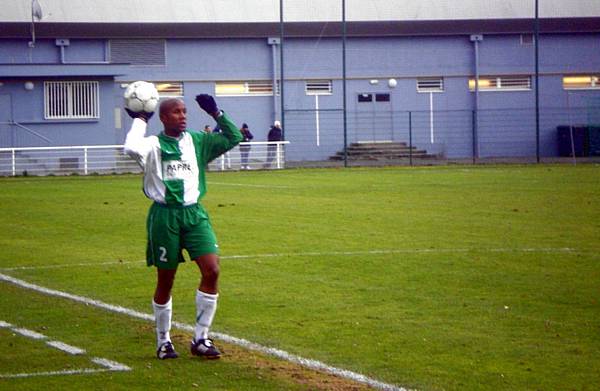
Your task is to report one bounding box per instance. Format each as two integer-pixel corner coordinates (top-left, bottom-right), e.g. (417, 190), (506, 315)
(355, 92), (393, 142)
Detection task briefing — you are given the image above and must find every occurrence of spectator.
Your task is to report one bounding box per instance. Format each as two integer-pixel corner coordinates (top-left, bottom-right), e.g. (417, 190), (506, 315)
(239, 123), (254, 170)
(264, 120), (282, 168)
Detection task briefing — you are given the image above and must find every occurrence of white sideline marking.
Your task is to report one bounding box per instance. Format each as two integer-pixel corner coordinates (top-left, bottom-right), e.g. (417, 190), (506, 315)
(46, 341), (86, 355)
(12, 327), (47, 340)
(0, 368), (121, 379)
(208, 181), (292, 189)
(91, 357), (132, 372)
(0, 272), (406, 391)
(0, 247), (580, 271)
(0, 317), (131, 379)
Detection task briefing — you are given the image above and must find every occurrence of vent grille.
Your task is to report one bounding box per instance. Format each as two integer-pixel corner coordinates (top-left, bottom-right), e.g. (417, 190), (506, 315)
(110, 40), (166, 65)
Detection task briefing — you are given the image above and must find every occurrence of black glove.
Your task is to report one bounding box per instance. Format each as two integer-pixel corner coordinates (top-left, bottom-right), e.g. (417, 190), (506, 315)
(195, 94), (219, 117)
(125, 108), (154, 122)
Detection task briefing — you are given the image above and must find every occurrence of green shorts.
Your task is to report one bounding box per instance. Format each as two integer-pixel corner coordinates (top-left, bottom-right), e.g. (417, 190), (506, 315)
(146, 202), (219, 269)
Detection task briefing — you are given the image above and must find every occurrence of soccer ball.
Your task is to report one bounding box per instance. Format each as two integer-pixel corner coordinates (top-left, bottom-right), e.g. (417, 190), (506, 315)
(123, 81), (159, 113)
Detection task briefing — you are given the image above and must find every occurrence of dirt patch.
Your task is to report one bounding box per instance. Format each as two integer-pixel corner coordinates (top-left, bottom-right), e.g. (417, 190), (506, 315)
(168, 332), (374, 390)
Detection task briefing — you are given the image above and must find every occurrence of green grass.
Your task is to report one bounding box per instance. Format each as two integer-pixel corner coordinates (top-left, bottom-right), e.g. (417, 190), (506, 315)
(1, 165), (600, 390)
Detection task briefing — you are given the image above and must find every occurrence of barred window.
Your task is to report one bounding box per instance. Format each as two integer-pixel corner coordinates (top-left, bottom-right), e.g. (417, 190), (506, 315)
(306, 80), (332, 95)
(44, 81), (99, 119)
(563, 75), (600, 90)
(215, 81), (277, 96)
(417, 77), (444, 93)
(469, 76), (531, 91)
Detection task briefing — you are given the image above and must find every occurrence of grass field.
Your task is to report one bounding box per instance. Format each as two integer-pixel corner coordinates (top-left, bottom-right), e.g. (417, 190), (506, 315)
(1, 164), (599, 390)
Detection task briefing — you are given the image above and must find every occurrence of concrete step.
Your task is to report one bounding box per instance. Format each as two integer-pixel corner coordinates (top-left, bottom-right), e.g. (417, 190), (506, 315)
(328, 141), (437, 161)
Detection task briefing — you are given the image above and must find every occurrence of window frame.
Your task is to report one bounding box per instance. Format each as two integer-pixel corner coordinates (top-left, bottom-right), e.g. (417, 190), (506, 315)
(417, 77), (444, 93)
(468, 75), (532, 92)
(305, 80), (332, 95)
(215, 81), (278, 97)
(44, 81), (100, 120)
(562, 75), (600, 90)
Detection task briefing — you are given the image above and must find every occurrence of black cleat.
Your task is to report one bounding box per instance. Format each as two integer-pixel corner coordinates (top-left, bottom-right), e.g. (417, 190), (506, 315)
(190, 338), (221, 359)
(156, 341), (179, 360)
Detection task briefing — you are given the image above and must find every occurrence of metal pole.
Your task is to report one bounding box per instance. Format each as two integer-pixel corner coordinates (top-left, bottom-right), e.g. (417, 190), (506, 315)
(342, 0), (348, 167)
(279, 0), (285, 139)
(409, 111), (413, 166)
(534, 0), (541, 163)
(474, 38), (480, 161)
(470, 34), (482, 161)
(472, 110), (477, 164)
(271, 42), (278, 121)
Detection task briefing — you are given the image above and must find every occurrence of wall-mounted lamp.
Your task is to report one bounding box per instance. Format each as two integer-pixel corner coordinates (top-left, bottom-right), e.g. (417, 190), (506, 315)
(28, 0), (44, 48)
(24, 81), (35, 90)
(369, 79), (379, 85)
(388, 78), (398, 88)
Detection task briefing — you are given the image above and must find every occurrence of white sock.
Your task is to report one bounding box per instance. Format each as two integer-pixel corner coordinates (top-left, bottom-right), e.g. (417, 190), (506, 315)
(152, 297), (172, 349)
(195, 290), (218, 341)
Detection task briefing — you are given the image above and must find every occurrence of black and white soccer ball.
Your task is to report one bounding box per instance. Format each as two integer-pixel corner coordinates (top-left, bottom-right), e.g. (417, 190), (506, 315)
(123, 81), (159, 113)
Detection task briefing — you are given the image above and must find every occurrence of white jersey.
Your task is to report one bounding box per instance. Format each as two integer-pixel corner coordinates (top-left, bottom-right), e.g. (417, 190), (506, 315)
(124, 114), (242, 206)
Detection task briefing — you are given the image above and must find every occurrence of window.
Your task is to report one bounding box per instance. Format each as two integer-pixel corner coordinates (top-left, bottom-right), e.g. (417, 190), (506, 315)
(469, 76), (531, 91)
(215, 81), (277, 96)
(563, 75), (600, 90)
(155, 82), (184, 98)
(120, 81), (184, 98)
(357, 93), (373, 102)
(109, 40), (166, 66)
(375, 93), (390, 102)
(417, 77), (444, 93)
(305, 80), (332, 95)
(44, 81), (99, 119)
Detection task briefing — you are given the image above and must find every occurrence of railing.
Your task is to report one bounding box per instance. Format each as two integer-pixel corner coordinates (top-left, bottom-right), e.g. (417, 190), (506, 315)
(0, 141), (289, 177)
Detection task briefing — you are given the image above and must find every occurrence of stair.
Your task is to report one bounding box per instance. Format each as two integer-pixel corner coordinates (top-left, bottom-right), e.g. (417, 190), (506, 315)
(329, 141), (437, 161)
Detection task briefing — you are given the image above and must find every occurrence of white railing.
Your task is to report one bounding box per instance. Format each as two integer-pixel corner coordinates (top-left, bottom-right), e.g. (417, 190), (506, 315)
(0, 141), (289, 177)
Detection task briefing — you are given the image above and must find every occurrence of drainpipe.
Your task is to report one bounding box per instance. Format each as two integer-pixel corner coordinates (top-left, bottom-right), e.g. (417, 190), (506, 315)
(268, 37), (280, 123)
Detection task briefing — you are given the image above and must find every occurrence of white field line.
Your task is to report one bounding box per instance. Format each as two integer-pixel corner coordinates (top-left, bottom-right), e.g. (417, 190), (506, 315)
(0, 318), (131, 379)
(46, 340), (86, 355)
(12, 327), (47, 340)
(0, 272), (406, 391)
(0, 368), (122, 379)
(0, 247), (579, 272)
(207, 181), (292, 189)
(91, 357), (132, 371)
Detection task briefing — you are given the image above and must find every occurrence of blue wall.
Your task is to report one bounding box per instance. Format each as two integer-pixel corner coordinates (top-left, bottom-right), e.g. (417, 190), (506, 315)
(1, 33), (599, 160)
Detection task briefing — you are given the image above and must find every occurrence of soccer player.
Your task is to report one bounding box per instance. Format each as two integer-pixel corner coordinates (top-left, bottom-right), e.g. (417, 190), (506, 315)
(124, 95), (242, 360)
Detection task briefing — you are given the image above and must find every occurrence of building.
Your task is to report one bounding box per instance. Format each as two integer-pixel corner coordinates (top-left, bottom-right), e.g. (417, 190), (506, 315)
(1, 0), (600, 162)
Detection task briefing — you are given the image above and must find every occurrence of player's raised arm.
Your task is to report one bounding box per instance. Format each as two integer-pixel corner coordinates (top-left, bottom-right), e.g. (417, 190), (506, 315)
(195, 94), (243, 162)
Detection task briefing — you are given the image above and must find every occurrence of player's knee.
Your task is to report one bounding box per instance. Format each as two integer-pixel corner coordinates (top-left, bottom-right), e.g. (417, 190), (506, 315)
(203, 262), (220, 282)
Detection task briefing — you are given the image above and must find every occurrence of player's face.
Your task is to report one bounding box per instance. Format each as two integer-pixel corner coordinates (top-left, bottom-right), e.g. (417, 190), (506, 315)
(161, 101), (187, 136)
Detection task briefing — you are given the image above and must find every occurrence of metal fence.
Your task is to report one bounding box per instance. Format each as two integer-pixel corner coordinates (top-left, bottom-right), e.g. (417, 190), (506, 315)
(283, 106), (600, 165)
(0, 142), (289, 177)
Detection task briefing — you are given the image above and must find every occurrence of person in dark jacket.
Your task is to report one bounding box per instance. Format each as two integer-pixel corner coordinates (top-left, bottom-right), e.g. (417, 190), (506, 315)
(239, 123), (254, 169)
(264, 120), (282, 168)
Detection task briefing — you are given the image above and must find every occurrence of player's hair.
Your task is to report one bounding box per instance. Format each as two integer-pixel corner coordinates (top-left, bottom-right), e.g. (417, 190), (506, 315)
(159, 98), (184, 117)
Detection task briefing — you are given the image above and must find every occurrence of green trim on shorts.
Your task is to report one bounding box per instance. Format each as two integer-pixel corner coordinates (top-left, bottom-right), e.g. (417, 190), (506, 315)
(146, 202), (219, 269)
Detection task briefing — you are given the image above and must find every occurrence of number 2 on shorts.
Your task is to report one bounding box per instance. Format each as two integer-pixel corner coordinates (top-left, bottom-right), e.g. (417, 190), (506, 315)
(159, 246), (168, 262)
